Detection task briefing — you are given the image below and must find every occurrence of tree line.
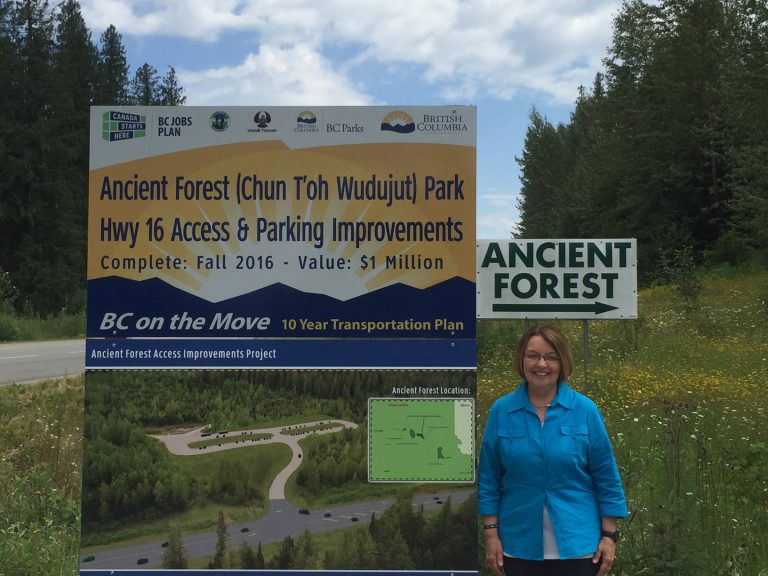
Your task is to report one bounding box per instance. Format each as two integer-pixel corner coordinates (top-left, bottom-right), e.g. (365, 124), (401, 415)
(0, 0), (185, 315)
(163, 493), (477, 570)
(515, 0), (767, 283)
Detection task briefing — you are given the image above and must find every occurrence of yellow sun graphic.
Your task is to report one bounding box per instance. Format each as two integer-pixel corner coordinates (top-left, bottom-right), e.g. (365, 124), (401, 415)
(382, 111), (414, 126)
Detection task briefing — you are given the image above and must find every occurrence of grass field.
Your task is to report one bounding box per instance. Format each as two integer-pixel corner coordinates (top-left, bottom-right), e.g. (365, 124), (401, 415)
(0, 310), (84, 342)
(478, 267), (767, 575)
(0, 377), (83, 576)
(1, 266), (766, 575)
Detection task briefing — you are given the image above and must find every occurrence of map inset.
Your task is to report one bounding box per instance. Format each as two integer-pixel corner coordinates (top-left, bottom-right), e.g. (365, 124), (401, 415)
(368, 398), (475, 482)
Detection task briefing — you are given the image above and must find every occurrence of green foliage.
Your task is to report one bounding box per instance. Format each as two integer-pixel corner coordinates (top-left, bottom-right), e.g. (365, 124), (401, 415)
(0, 308), (84, 342)
(708, 229), (753, 265)
(239, 540), (262, 569)
(660, 245), (703, 311)
(0, 2), (184, 318)
(209, 510), (229, 568)
(160, 65), (186, 105)
(269, 535), (295, 569)
(0, 266), (18, 310)
(94, 24), (128, 105)
(478, 266), (768, 575)
(0, 378), (83, 576)
(161, 524), (188, 568)
(515, 0), (768, 283)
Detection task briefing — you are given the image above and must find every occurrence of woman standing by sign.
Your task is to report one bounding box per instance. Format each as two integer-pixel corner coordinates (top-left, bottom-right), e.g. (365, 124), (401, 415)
(478, 324), (627, 576)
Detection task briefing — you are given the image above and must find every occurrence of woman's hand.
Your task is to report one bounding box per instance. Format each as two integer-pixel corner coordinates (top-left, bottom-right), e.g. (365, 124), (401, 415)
(484, 532), (504, 576)
(593, 536), (615, 576)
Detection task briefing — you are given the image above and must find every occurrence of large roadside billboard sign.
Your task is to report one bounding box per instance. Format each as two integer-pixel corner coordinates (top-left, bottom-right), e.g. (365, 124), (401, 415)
(477, 239), (637, 319)
(86, 106), (476, 369)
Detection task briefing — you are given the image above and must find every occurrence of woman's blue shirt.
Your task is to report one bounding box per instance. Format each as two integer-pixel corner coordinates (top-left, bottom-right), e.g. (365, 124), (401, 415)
(478, 381), (628, 560)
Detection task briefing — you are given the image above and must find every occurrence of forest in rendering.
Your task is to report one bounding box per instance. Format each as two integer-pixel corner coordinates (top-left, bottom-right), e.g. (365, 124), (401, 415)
(81, 370), (477, 570)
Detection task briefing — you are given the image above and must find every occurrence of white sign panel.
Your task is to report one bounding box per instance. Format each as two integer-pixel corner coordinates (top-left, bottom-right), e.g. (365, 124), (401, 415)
(477, 239), (637, 319)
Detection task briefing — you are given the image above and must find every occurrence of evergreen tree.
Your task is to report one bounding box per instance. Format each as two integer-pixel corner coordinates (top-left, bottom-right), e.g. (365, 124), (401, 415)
(293, 528), (315, 569)
(159, 65), (186, 105)
(239, 541), (257, 569)
(161, 525), (188, 568)
(373, 515), (413, 570)
(47, 0), (95, 308)
(270, 535), (295, 569)
(209, 510), (229, 568)
(130, 62), (160, 104)
(0, 0), (19, 278)
(721, 0), (768, 253)
(515, 108), (570, 238)
(254, 541), (265, 569)
(513, 0), (764, 279)
(95, 24), (129, 104)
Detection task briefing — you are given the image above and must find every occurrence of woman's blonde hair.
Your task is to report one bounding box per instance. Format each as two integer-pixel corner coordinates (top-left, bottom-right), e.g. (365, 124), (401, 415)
(514, 324), (574, 382)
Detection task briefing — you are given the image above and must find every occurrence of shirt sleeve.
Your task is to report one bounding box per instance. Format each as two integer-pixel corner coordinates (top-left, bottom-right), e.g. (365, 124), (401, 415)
(478, 401), (503, 516)
(587, 402), (628, 518)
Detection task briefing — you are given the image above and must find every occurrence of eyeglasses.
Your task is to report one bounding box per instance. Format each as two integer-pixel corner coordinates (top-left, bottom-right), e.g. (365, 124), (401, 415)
(524, 352), (561, 364)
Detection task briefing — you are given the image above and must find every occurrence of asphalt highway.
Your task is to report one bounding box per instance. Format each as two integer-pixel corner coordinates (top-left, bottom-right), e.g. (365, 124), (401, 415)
(80, 489), (474, 570)
(0, 338), (85, 385)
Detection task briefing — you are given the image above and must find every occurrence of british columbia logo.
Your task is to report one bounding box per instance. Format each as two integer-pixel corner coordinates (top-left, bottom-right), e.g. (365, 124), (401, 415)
(381, 110), (469, 134)
(102, 111), (146, 141)
(381, 111), (415, 134)
(209, 111), (231, 132)
(295, 110), (319, 133)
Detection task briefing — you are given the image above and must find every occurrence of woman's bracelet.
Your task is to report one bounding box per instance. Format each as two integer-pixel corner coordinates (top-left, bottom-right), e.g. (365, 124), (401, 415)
(483, 523), (499, 530)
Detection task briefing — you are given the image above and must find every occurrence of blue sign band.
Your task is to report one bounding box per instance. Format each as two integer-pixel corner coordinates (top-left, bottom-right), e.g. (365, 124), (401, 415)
(85, 338), (476, 369)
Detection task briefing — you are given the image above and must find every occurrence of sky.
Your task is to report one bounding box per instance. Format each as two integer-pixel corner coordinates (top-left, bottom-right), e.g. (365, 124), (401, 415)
(79, 0), (625, 239)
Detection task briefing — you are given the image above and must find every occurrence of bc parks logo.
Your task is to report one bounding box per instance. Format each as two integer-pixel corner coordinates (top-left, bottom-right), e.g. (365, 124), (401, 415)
(295, 110), (319, 133)
(209, 111), (231, 132)
(326, 119), (364, 133)
(102, 111), (146, 142)
(381, 110), (469, 134)
(248, 110), (278, 134)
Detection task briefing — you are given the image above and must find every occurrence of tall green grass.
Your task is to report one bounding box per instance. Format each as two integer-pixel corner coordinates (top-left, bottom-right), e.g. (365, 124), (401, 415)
(2, 267), (766, 575)
(0, 310), (85, 342)
(0, 378), (83, 576)
(478, 268), (768, 575)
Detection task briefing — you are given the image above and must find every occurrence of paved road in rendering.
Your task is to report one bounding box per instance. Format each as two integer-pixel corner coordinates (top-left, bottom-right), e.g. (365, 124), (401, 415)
(152, 420), (359, 499)
(80, 490), (474, 570)
(0, 339), (85, 385)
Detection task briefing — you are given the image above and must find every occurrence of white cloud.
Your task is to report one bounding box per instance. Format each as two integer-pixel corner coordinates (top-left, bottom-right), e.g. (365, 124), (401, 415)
(179, 44), (373, 106)
(81, 0), (622, 104)
(477, 190), (521, 239)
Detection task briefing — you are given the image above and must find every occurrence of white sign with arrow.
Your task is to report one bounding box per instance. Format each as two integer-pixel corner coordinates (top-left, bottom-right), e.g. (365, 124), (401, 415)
(477, 239), (637, 319)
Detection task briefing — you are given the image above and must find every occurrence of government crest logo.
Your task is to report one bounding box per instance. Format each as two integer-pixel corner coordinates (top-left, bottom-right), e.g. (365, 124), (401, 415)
(209, 111), (230, 132)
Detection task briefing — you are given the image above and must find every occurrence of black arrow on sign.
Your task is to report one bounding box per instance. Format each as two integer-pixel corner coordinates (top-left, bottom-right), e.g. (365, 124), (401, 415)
(492, 302), (619, 315)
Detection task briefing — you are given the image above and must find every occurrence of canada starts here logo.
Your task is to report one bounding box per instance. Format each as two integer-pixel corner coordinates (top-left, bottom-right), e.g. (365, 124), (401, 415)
(102, 111), (146, 142)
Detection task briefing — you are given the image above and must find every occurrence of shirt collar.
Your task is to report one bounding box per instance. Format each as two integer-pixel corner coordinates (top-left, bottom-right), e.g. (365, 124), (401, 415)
(505, 380), (575, 412)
